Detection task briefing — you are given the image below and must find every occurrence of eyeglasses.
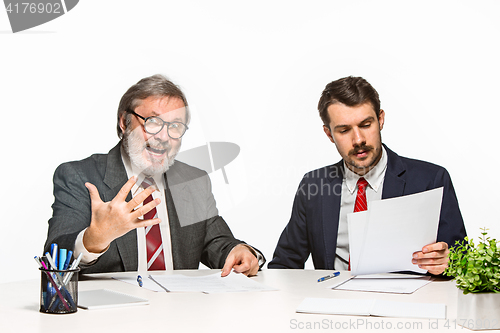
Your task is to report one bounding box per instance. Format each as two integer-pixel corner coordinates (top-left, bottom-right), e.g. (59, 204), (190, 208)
(126, 109), (189, 139)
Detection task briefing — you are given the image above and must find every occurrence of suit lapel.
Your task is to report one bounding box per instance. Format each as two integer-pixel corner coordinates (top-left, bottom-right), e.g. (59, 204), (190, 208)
(102, 143), (138, 271)
(381, 145), (407, 199)
(322, 162), (343, 270)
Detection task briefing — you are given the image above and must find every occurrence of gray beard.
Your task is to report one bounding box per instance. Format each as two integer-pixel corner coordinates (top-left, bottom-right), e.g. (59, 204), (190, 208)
(122, 127), (180, 176)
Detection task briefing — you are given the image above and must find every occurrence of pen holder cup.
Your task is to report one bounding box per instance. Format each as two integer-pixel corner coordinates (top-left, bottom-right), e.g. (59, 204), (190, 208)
(39, 267), (80, 314)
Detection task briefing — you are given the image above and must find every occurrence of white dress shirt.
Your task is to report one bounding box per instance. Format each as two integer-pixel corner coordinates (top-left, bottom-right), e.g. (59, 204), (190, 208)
(334, 146), (388, 270)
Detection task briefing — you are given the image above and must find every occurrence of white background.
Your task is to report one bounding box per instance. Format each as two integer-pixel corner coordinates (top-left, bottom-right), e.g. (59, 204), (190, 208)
(1, 1), (499, 284)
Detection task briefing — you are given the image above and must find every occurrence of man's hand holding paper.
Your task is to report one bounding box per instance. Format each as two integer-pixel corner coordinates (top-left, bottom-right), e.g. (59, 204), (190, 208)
(412, 241), (450, 275)
(348, 187), (444, 275)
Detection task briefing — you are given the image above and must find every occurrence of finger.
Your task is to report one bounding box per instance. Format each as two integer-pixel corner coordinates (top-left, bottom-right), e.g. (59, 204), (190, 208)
(422, 241), (448, 253)
(414, 249), (448, 260)
(221, 255), (236, 277)
(85, 182), (103, 206)
(232, 260), (252, 275)
(126, 186), (156, 211)
(235, 260), (259, 276)
(115, 176), (137, 202)
(247, 263), (259, 277)
(131, 198), (161, 220)
(419, 263), (448, 275)
(133, 217), (161, 229)
(413, 255), (449, 266)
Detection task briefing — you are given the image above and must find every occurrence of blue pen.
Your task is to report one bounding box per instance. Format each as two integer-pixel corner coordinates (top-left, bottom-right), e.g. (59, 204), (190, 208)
(58, 249), (67, 271)
(317, 271), (340, 282)
(137, 275), (143, 287)
(63, 251), (72, 270)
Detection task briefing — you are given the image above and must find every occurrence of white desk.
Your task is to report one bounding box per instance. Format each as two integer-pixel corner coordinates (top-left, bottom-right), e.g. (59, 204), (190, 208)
(1, 269), (493, 333)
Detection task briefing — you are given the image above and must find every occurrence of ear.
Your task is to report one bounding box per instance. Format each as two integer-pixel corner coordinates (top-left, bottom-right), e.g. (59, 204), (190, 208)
(323, 125), (335, 143)
(119, 112), (127, 134)
(378, 109), (385, 131)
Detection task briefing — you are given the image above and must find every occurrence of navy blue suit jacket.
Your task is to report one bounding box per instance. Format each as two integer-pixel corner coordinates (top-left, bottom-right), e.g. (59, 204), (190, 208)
(268, 145), (466, 269)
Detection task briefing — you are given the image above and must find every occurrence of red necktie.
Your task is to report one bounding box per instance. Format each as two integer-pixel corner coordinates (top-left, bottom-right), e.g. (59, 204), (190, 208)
(354, 177), (369, 213)
(349, 177), (369, 270)
(142, 178), (166, 271)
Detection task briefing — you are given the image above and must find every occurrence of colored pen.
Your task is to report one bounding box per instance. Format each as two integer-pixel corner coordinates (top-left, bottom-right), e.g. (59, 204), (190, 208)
(62, 252), (83, 285)
(137, 275), (143, 287)
(63, 250), (73, 270)
(45, 252), (58, 270)
(43, 253), (66, 287)
(34, 256), (43, 268)
(317, 271), (340, 282)
(51, 243), (58, 269)
(58, 249), (67, 271)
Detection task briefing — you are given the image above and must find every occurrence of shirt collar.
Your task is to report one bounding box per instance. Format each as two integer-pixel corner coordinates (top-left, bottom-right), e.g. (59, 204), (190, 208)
(344, 145), (388, 194)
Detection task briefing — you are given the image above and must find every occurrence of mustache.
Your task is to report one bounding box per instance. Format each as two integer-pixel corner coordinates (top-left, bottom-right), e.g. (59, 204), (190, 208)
(348, 144), (373, 156)
(144, 139), (171, 150)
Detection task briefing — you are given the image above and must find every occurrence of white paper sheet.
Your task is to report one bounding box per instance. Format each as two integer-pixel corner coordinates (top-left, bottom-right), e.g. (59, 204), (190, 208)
(78, 289), (149, 310)
(296, 297), (446, 319)
(348, 187), (443, 275)
(148, 272), (278, 293)
(331, 275), (432, 294)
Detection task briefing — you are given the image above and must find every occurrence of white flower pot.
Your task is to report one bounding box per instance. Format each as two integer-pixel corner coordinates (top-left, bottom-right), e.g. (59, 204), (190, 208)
(457, 289), (500, 330)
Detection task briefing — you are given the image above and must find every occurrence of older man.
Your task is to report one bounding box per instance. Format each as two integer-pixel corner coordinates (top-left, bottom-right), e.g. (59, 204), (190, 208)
(269, 76), (466, 275)
(45, 74), (263, 276)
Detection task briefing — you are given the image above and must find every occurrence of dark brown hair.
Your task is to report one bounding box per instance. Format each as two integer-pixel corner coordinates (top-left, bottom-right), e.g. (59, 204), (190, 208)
(318, 76), (380, 127)
(116, 74), (189, 139)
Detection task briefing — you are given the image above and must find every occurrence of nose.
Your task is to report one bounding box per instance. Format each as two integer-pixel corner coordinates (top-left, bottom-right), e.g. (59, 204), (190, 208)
(152, 124), (171, 142)
(352, 127), (366, 146)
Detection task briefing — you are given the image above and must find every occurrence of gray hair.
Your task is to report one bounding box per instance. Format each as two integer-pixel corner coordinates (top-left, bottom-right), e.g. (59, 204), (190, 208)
(116, 74), (190, 139)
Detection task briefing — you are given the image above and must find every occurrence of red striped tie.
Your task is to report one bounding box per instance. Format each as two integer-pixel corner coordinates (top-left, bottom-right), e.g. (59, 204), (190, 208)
(142, 178), (166, 271)
(349, 177), (369, 270)
(354, 177), (369, 213)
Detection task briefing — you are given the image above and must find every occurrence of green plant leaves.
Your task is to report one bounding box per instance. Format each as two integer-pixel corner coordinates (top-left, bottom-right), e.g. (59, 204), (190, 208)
(444, 228), (500, 294)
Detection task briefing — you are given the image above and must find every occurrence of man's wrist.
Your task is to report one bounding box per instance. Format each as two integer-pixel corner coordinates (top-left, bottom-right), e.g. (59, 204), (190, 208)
(83, 227), (110, 254)
(236, 244), (265, 268)
(75, 228), (109, 265)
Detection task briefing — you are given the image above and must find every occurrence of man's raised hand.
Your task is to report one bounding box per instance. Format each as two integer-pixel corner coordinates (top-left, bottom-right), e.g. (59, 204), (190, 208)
(83, 176), (161, 253)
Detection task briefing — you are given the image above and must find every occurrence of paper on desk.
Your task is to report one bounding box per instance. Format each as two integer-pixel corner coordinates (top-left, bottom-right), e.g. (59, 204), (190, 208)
(297, 297), (446, 319)
(354, 273), (427, 279)
(148, 272), (278, 293)
(331, 275), (432, 294)
(348, 187), (443, 275)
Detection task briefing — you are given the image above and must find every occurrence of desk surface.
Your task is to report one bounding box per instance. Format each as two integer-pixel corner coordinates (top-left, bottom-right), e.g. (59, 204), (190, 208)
(1, 269), (493, 333)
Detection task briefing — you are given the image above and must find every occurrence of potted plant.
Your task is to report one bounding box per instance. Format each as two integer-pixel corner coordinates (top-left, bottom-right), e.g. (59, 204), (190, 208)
(445, 228), (500, 330)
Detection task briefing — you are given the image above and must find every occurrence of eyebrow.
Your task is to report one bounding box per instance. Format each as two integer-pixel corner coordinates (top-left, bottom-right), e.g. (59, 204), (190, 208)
(150, 111), (185, 123)
(333, 116), (375, 130)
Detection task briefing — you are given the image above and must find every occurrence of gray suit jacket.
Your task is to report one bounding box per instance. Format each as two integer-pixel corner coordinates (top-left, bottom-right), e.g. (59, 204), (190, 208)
(44, 143), (246, 273)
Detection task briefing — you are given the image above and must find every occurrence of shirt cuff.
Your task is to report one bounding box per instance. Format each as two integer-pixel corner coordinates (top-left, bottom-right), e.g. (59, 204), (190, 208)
(74, 228), (107, 265)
